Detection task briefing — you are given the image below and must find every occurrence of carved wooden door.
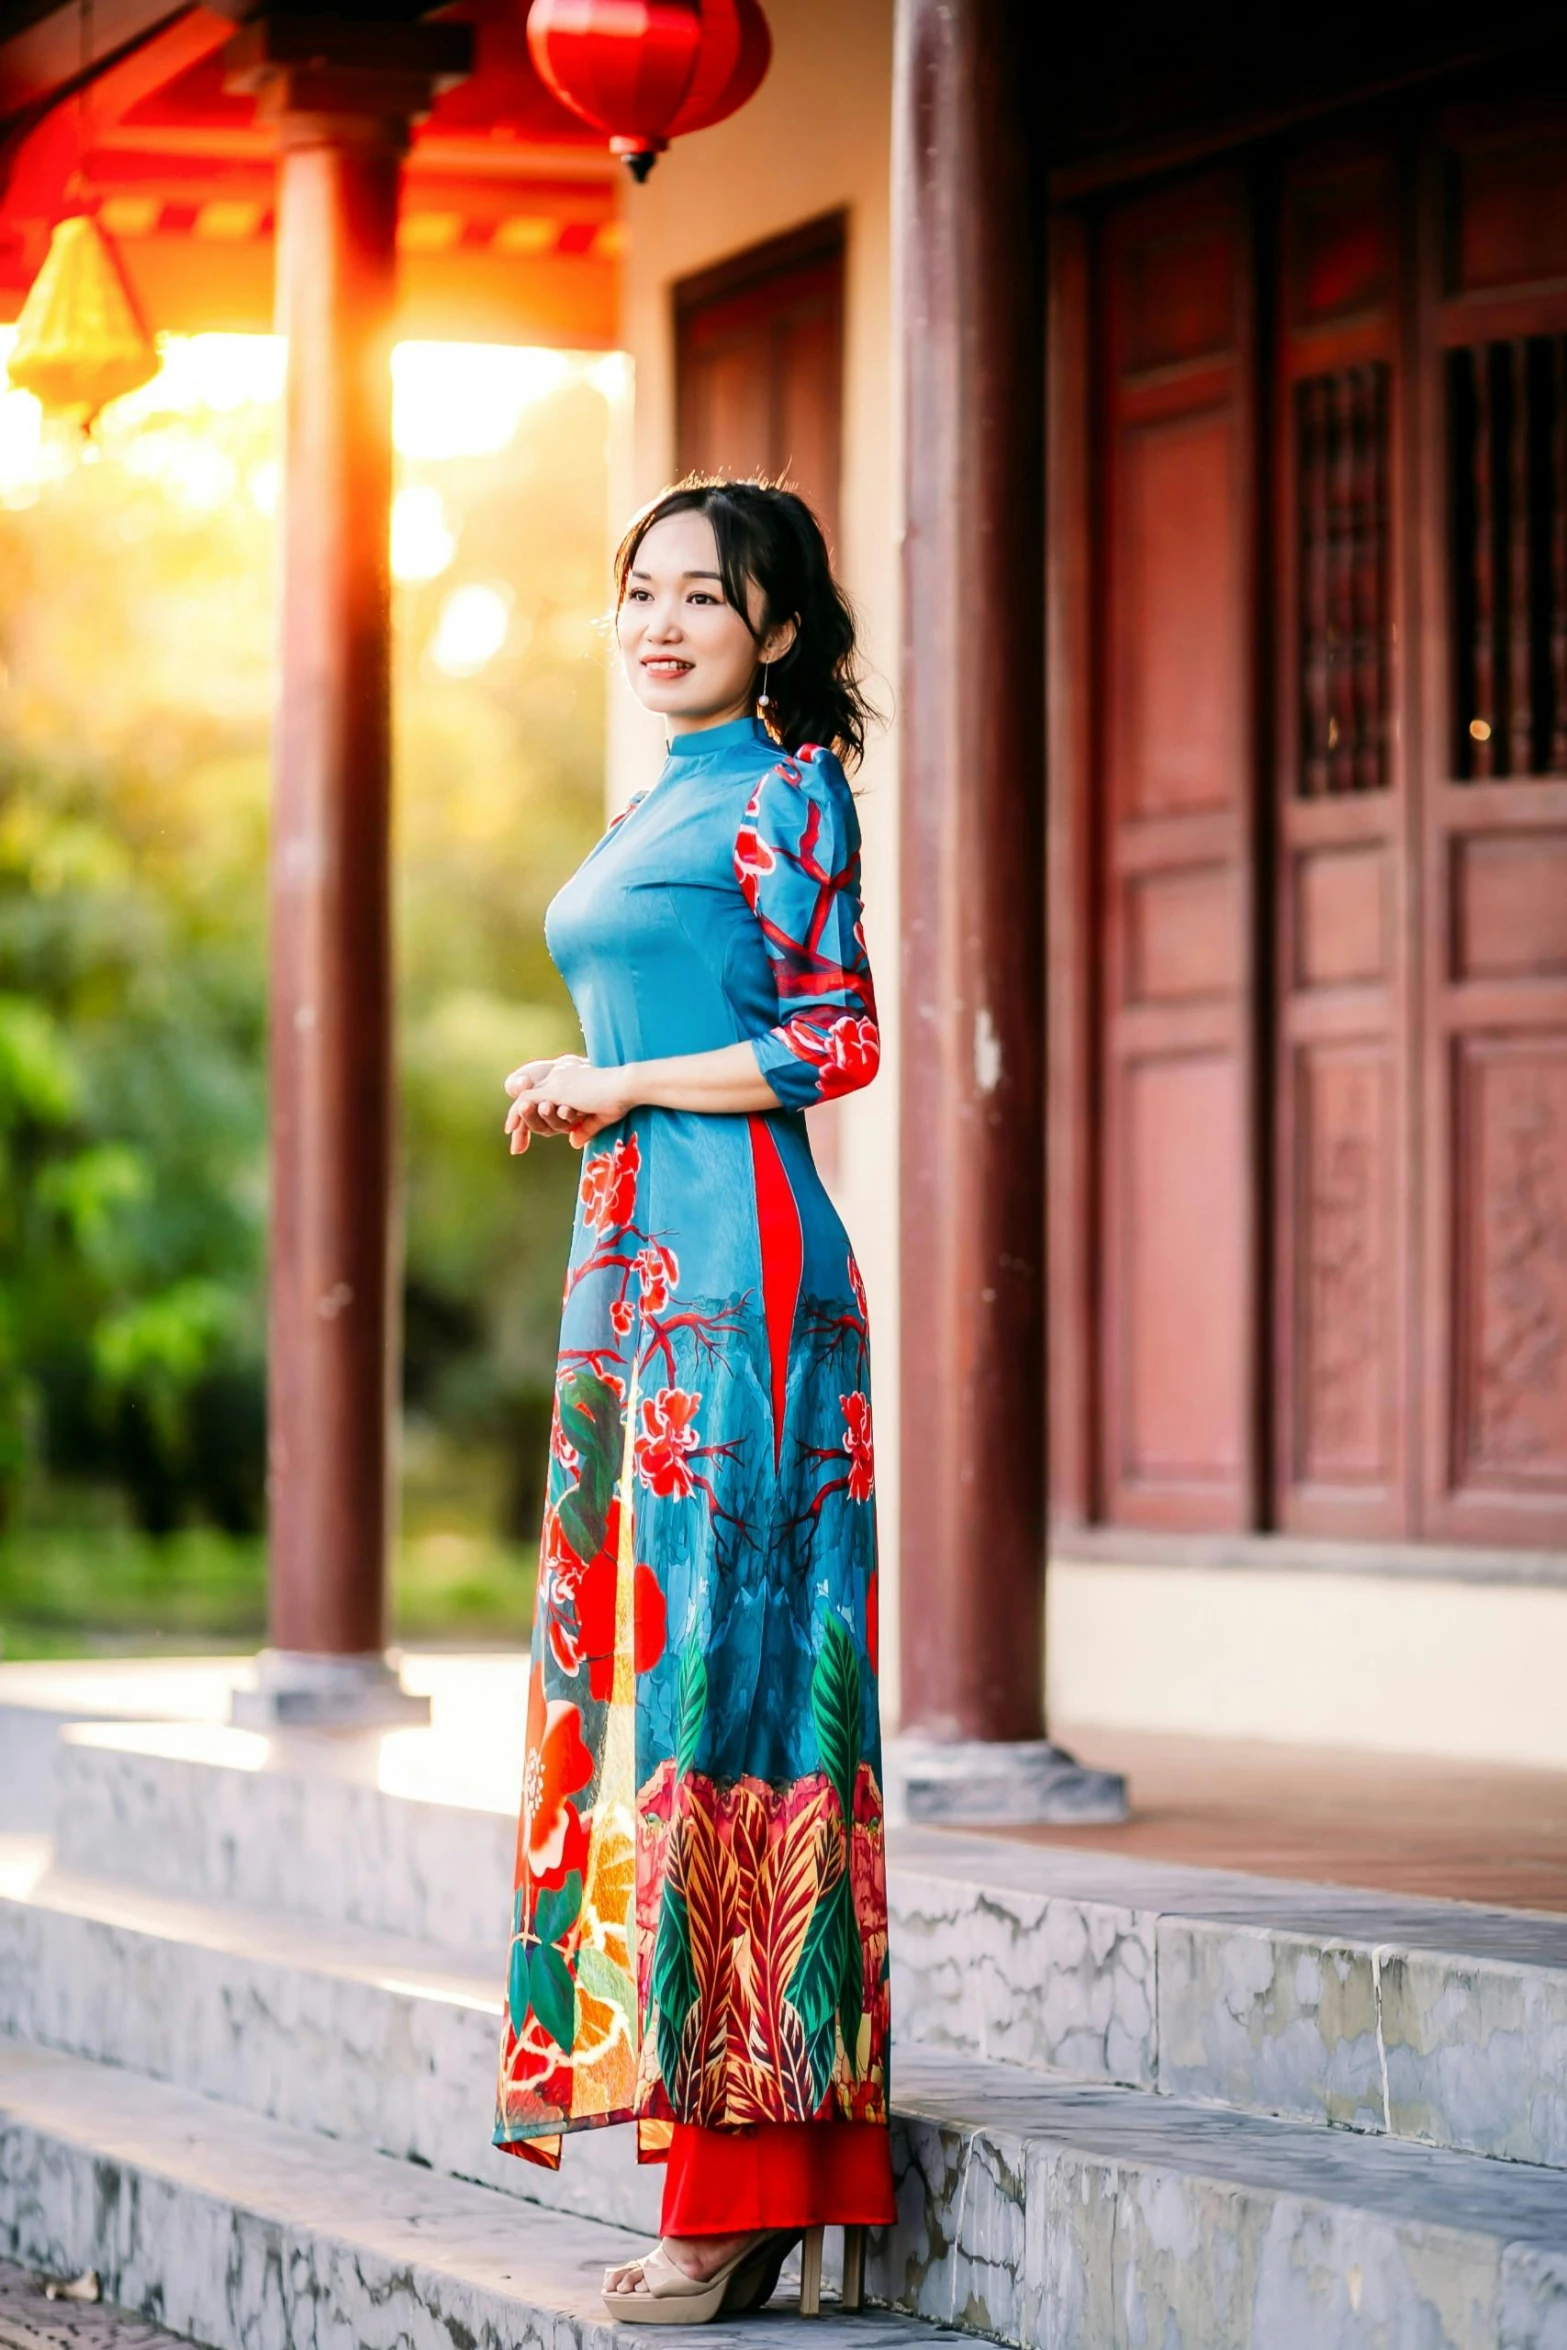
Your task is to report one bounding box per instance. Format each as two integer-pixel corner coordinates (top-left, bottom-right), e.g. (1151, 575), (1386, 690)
(1069, 89), (1567, 1550)
(1097, 174), (1260, 1529)
(1419, 102), (1567, 1545)
(674, 214), (844, 552)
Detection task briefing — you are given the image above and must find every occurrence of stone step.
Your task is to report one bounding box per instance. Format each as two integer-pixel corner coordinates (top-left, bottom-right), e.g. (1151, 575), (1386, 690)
(0, 1844), (660, 2234)
(51, 1721), (516, 1958)
(0, 2038), (932, 2350)
(5, 2033), (1567, 2349)
(886, 2041), (1567, 2349)
(55, 1723), (1567, 2172)
(889, 1827), (1567, 2170)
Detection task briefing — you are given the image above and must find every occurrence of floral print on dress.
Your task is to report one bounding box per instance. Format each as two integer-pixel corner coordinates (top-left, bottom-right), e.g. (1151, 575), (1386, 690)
(494, 716), (888, 2168)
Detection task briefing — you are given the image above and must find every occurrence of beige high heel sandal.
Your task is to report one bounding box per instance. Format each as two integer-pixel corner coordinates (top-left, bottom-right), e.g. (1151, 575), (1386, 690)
(603, 2222), (871, 2324)
(751, 2227), (869, 2321)
(600, 2237), (767, 2323)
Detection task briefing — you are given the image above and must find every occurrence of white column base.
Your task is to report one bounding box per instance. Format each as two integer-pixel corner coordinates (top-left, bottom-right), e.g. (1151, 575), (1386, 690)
(229, 1649), (431, 1731)
(886, 1734), (1128, 1826)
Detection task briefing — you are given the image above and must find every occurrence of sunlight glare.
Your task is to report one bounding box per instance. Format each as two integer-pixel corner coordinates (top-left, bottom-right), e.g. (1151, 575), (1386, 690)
(248, 460), (280, 518)
(0, 327), (628, 510)
(391, 484), (457, 582)
(392, 343), (574, 460)
(122, 428), (238, 511)
(429, 582), (510, 676)
(588, 352), (632, 405)
(114, 334), (287, 425)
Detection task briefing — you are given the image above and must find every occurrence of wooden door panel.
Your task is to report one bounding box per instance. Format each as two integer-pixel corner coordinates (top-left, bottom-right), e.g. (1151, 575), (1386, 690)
(1127, 865), (1239, 1002)
(772, 299), (841, 534)
(1274, 146), (1408, 1536)
(676, 223), (844, 547)
(1118, 411), (1244, 815)
(685, 339), (771, 479)
(1295, 843), (1389, 988)
(1292, 1043), (1395, 1488)
(1455, 832), (1567, 976)
(1421, 104), (1567, 1544)
(1123, 1053), (1245, 1487)
(1099, 174), (1256, 1528)
(1449, 124), (1567, 297)
(1452, 1036), (1567, 1503)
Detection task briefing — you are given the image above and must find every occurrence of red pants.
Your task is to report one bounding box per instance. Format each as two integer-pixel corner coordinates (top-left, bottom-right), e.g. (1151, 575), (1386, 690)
(659, 2120), (898, 2235)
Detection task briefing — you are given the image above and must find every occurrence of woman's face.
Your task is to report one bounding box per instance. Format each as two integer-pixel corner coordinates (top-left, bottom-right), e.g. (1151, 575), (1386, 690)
(617, 509), (793, 733)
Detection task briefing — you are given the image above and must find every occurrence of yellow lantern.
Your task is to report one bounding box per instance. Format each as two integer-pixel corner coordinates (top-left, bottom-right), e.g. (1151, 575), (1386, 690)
(4, 213), (160, 433)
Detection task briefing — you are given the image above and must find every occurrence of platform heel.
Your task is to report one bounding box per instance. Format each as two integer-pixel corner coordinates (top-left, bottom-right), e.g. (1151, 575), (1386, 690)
(842, 2226), (867, 2312)
(799, 2225), (825, 2317)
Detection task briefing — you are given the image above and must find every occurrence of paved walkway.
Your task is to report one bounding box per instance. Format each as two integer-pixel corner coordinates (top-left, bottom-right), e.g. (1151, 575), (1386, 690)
(1030, 1725), (1567, 1910)
(0, 2261), (188, 2350)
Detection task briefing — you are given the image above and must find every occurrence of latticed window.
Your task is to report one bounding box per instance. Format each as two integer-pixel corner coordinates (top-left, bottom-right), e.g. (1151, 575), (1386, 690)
(1448, 337), (1567, 778)
(1297, 364), (1391, 795)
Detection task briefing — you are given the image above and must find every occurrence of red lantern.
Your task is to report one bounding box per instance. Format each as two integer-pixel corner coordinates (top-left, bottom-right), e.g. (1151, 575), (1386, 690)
(526, 0), (771, 181)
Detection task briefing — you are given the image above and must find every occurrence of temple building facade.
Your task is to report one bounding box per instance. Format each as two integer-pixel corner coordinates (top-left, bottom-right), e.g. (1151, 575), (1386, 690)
(3, 0), (1565, 1768)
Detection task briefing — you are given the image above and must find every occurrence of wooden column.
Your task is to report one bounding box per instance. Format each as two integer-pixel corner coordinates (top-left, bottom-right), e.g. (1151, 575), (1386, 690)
(225, 18), (470, 1725)
(895, 0), (1047, 1743)
(267, 117), (400, 1665)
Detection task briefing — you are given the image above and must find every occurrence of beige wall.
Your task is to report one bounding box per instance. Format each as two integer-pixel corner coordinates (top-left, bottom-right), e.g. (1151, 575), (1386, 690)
(1049, 1558), (1567, 1771)
(606, 0), (904, 1725)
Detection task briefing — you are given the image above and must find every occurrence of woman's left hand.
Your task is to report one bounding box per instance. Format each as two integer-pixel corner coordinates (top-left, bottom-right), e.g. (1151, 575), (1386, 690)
(506, 1058), (637, 1148)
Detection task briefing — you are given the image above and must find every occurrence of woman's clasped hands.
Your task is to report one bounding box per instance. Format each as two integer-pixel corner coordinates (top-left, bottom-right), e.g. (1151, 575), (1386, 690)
(503, 1054), (634, 1153)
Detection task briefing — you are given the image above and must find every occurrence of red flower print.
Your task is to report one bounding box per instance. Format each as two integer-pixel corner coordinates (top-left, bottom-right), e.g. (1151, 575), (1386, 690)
(521, 1660), (592, 1888)
(841, 1390), (874, 1502)
(733, 806), (776, 911)
(635, 1560), (668, 1674)
(549, 1413), (579, 1476)
(783, 1013), (881, 1099)
(848, 1253), (867, 1324)
(580, 1132), (641, 1234)
(635, 1241), (679, 1319)
(610, 1298), (634, 1339)
(635, 1386), (702, 1499)
(545, 1499), (667, 1700)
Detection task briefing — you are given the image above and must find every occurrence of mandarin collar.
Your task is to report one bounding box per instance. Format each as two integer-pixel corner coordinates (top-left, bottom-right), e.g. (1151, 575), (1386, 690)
(664, 713), (775, 760)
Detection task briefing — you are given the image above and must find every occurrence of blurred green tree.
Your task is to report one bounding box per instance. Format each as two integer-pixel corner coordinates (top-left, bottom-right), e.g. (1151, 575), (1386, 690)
(0, 342), (612, 1593)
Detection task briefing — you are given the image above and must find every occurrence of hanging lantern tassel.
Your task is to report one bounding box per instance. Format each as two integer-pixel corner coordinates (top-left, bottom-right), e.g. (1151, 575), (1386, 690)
(5, 214), (160, 435)
(526, 0), (771, 182)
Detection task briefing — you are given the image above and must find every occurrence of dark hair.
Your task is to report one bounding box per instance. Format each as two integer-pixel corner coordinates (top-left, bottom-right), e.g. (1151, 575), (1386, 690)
(613, 476), (878, 768)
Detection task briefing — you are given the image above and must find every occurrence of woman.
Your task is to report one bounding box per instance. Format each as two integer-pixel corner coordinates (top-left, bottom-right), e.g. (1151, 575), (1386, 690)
(493, 478), (894, 2322)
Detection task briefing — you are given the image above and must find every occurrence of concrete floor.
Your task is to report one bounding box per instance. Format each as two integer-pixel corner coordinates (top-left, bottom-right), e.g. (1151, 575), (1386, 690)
(1030, 1723), (1567, 1913)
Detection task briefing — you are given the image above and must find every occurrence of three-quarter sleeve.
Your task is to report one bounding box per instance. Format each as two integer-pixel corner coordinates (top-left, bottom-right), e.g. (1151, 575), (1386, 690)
(733, 743), (880, 1110)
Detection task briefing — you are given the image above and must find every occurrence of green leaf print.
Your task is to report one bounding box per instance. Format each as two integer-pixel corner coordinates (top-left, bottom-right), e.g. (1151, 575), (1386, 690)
(800, 1613), (866, 2090)
(651, 1874), (698, 2098)
(789, 1885), (843, 2103)
(530, 1944), (577, 2052)
(646, 1646), (709, 2103)
(674, 1641), (708, 1776)
(810, 1614), (860, 1820)
(556, 1369), (622, 1564)
(507, 1870), (582, 2049)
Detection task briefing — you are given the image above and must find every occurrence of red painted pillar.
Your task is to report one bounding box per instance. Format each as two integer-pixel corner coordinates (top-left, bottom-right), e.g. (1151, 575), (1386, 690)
(892, 0), (1123, 1818)
(225, 18), (470, 1728)
(896, 0), (1048, 1743)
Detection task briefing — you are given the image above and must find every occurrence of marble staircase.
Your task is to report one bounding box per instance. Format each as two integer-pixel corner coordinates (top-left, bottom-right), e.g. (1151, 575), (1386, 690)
(1, 1711), (1566, 2347)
